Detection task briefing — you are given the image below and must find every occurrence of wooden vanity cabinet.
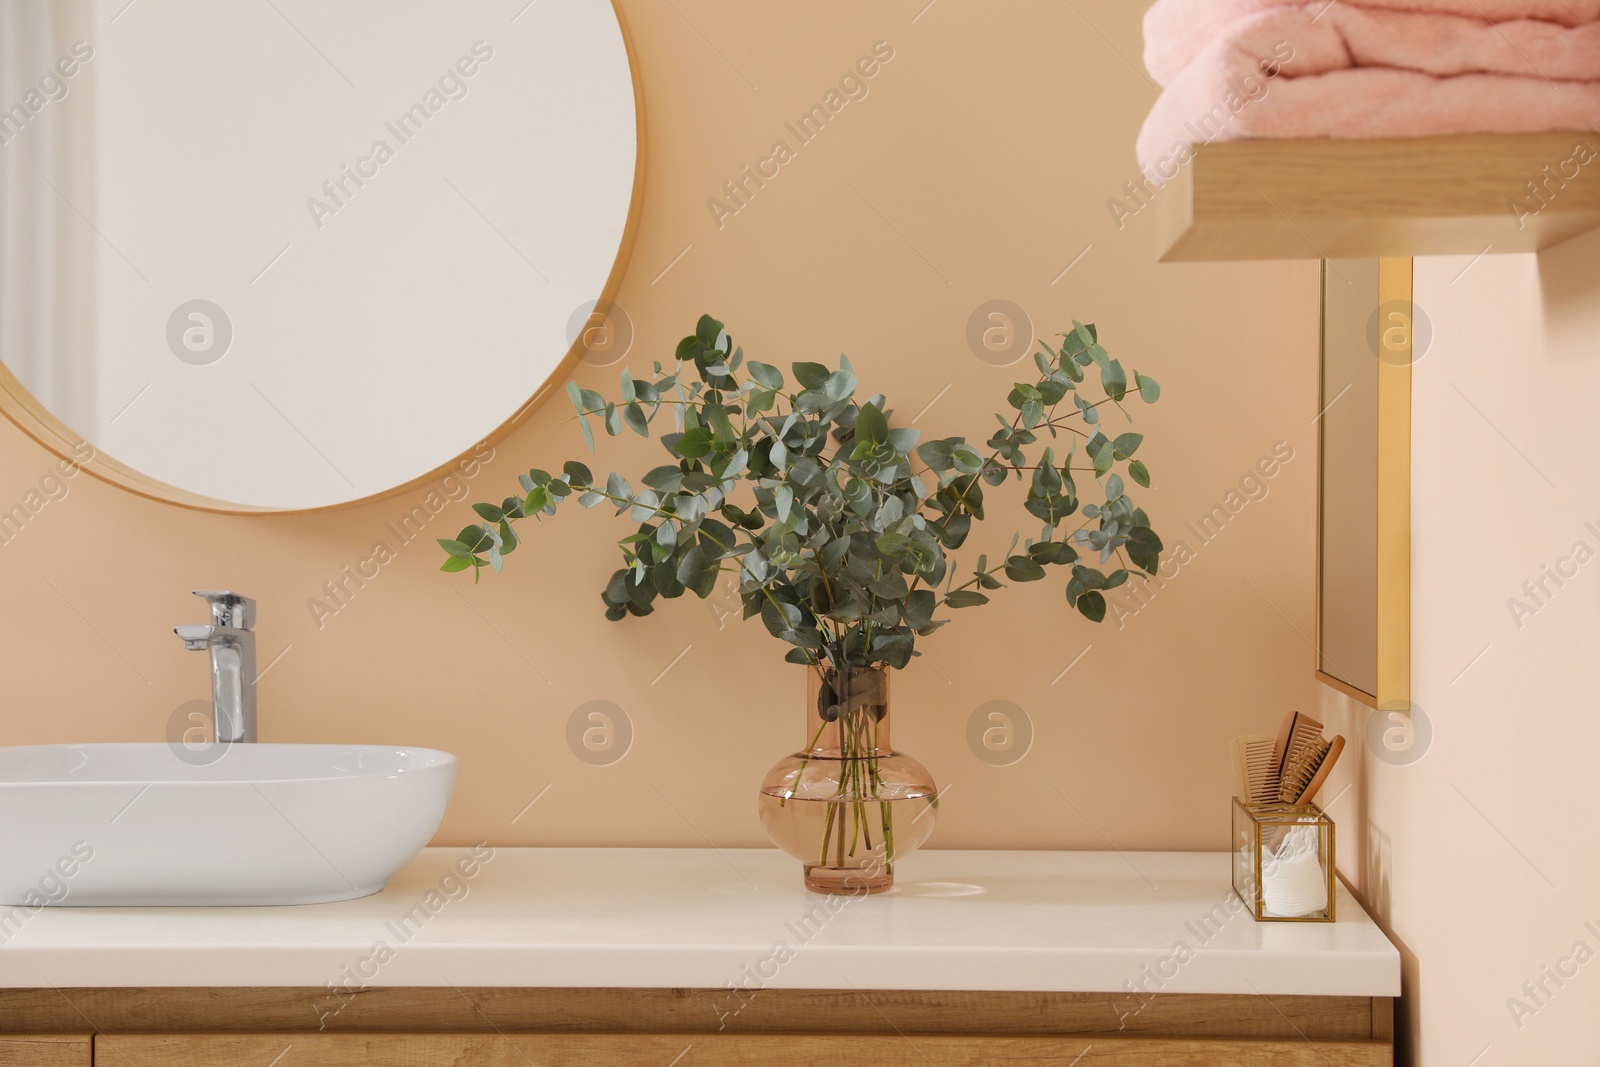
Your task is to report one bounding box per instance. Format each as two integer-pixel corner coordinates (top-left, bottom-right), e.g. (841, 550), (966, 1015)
(3, 987), (1394, 1066)
(0, 1035), (91, 1067)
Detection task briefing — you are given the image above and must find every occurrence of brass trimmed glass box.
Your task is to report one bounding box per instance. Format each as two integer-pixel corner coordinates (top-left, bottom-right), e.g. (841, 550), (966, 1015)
(1231, 799), (1336, 922)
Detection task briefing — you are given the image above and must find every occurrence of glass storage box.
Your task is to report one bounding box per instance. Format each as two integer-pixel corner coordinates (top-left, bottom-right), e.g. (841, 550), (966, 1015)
(1231, 798), (1336, 922)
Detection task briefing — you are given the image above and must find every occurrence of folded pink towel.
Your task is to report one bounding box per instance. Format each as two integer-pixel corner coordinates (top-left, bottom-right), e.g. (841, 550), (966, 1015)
(1137, 66), (1600, 176)
(1147, 0), (1600, 85)
(1148, 4), (1600, 86)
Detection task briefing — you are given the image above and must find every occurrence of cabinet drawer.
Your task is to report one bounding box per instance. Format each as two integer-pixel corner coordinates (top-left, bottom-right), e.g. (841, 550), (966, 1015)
(99, 1032), (1392, 1066)
(0, 1034), (91, 1067)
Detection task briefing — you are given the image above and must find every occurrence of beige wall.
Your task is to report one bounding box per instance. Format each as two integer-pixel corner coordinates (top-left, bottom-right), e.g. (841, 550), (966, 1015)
(0, 1), (1325, 852)
(1328, 230), (1600, 1065)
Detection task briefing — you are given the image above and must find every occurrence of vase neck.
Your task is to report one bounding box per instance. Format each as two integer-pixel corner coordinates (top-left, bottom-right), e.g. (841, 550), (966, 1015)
(805, 666), (891, 756)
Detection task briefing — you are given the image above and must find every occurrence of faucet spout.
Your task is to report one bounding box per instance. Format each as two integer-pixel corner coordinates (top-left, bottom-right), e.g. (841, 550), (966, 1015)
(174, 593), (258, 744)
(174, 624), (215, 651)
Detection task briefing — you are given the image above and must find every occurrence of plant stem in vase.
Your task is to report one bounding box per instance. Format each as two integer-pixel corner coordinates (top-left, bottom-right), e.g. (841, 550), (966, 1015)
(759, 665), (937, 894)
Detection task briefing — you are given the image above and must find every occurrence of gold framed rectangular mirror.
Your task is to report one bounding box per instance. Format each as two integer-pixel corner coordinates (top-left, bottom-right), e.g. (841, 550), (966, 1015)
(1316, 257), (1411, 709)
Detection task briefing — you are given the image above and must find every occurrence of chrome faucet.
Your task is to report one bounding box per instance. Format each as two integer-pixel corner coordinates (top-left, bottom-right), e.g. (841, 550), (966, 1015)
(173, 591), (257, 744)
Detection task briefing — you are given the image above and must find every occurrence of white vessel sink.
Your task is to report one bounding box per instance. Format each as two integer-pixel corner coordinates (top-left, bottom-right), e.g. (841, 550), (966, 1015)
(0, 743), (456, 906)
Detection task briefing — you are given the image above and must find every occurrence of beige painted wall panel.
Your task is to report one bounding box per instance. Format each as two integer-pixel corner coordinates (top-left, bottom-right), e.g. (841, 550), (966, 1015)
(1330, 229), (1600, 1065)
(0, 0), (1321, 852)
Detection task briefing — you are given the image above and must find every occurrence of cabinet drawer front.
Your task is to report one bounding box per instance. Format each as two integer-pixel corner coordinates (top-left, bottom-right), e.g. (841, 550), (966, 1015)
(100, 1032), (1392, 1066)
(0, 1034), (91, 1067)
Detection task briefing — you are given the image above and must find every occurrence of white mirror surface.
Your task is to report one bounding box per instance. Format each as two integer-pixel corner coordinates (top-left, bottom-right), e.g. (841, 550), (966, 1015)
(0, 0), (637, 509)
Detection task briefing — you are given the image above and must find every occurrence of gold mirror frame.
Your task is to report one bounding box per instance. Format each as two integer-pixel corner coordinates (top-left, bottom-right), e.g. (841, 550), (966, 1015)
(0, 0), (645, 516)
(1314, 256), (1411, 709)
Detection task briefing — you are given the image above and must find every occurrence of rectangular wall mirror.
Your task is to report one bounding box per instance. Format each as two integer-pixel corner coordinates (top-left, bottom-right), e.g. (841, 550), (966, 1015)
(1316, 257), (1411, 709)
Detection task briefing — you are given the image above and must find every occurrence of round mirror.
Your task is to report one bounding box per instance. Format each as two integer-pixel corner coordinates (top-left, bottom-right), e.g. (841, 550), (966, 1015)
(0, 0), (640, 511)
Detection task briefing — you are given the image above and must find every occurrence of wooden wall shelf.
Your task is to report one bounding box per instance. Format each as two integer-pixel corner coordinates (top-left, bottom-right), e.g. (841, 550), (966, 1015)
(1157, 131), (1600, 262)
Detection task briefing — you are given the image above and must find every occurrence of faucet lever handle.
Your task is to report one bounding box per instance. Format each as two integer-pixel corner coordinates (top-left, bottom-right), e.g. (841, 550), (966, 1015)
(192, 590), (256, 630)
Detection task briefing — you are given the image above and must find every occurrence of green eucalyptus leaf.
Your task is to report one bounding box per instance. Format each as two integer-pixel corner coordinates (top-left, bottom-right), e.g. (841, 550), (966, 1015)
(760, 598), (803, 638)
(855, 402), (889, 446)
(903, 589), (937, 629)
(1075, 589), (1107, 622)
(606, 472), (632, 503)
(950, 444), (984, 475)
(704, 402), (737, 446)
(699, 518), (736, 554)
(887, 427), (920, 457)
(1029, 540), (1079, 566)
(676, 545), (719, 598)
(917, 439), (956, 470)
(1059, 349), (1084, 382)
(1088, 435), (1114, 477)
(1007, 383), (1041, 410)
(1072, 565), (1109, 591)
(875, 532), (912, 558)
(1066, 322), (1096, 356)
(1074, 393), (1100, 426)
(869, 571), (908, 600)
(1125, 526), (1163, 574)
(438, 538), (475, 559)
(790, 456), (824, 489)
(1135, 372), (1161, 403)
(843, 477), (874, 519)
(824, 369), (857, 402)
(695, 314), (722, 346)
(674, 427), (713, 459)
(748, 361), (784, 389)
(1004, 555), (1047, 582)
(643, 465), (684, 492)
(1102, 359), (1127, 401)
(792, 362), (831, 390)
(873, 494), (905, 529)
(456, 526), (493, 552)
(935, 511), (972, 548)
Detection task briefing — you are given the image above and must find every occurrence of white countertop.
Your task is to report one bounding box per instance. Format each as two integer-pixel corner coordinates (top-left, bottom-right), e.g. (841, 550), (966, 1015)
(0, 848), (1400, 997)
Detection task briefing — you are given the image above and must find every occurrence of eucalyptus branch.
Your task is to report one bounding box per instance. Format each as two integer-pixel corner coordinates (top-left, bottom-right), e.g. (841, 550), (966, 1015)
(440, 314), (1166, 665)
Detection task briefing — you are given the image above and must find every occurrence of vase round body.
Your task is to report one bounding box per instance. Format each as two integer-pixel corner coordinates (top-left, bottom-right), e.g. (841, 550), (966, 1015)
(758, 665), (937, 894)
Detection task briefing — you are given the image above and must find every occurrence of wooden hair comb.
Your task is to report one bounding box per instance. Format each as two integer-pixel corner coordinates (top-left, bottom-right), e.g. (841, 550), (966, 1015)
(1232, 735), (1279, 805)
(1232, 711), (1344, 806)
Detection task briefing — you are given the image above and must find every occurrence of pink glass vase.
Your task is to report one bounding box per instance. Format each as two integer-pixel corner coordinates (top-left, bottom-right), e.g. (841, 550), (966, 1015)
(758, 665), (938, 894)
